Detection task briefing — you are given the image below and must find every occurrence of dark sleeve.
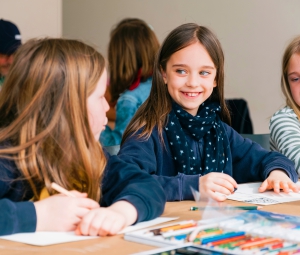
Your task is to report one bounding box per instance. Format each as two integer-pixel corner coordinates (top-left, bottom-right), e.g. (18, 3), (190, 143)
(224, 123), (298, 183)
(0, 199), (36, 235)
(100, 151), (166, 223)
(118, 130), (199, 201)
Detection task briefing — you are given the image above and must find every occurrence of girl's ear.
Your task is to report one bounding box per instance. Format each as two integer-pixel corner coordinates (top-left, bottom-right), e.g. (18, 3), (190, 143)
(160, 66), (167, 84)
(213, 80), (217, 87)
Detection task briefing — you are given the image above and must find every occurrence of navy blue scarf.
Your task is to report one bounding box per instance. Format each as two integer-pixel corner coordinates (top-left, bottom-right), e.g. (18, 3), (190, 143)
(165, 101), (229, 175)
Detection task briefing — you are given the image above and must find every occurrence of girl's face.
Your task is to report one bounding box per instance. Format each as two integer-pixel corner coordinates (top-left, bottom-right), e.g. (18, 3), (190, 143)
(87, 68), (110, 140)
(162, 42), (217, 116)
(288, 53), (300, 107)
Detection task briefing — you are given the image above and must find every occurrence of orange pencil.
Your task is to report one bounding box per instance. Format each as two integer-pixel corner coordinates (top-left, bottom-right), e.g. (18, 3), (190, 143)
(240, 238), (282, 250)
(160, 222), (196, 232)
(231, 237), (263, 247)
(209, 235), (247, 246)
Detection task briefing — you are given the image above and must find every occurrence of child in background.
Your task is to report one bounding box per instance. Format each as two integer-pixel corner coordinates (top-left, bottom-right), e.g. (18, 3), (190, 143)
(0, 38), (165, 236)
(119, 23), (299, 202)
(100, 18), (160, 146)
(270, 35), (300, 176)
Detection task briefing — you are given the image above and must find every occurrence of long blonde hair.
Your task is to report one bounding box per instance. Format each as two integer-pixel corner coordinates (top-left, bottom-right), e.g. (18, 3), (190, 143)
(0, 38), (106, 201)
(281, 35), (300, 118)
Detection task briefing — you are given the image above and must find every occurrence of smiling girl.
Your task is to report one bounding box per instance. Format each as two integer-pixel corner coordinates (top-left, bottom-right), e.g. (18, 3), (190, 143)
(270, 36), (300, 176)
(118, 23), (299, 202)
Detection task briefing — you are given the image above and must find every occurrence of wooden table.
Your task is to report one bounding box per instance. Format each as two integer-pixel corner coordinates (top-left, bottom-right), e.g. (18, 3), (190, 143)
(1, 199), (300, 255)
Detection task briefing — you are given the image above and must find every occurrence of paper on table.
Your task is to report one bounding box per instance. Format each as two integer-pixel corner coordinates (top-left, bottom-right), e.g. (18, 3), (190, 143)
(0, 231), (97, 246)
(0, 217), (178, 246)
(118, 217), (178, 234)
(226, 182), (300, 205)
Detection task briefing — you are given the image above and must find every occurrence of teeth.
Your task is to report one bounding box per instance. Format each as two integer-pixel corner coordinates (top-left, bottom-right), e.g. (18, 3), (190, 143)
(185, 92), (198, 97)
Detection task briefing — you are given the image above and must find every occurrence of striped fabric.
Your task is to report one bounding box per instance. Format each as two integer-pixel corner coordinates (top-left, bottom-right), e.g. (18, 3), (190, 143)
(269, 106), (300, 175)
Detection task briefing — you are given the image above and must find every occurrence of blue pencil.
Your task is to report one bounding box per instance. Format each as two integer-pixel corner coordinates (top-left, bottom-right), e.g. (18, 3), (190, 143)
(201, 231), (245, 245)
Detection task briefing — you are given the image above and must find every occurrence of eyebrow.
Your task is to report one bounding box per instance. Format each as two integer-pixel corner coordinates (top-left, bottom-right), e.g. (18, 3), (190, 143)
(288, 72), (300, 76)
(172, 64), (215, 69)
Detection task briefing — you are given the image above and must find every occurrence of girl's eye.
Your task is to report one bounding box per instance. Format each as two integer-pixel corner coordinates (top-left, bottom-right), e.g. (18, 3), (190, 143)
(200, 71), (210, 76)
(176, 69), (187, 75)
(289, 77), (300, 83)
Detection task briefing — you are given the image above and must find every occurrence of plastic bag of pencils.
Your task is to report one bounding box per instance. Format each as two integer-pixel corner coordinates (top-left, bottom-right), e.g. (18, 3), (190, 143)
(191, 187), (249, 223)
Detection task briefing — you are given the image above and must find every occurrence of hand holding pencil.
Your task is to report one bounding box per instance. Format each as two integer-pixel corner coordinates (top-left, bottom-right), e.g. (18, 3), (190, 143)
(199, 172), (238, 202)
(34, 183), (99, 232)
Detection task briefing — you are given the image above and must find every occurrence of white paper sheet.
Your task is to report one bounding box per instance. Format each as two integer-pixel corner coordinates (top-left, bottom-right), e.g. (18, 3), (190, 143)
(118, 217), (178, 234)
(0, 217), (178, 246)
(0, 231), (97, 246)
(226, 182), (300, 205)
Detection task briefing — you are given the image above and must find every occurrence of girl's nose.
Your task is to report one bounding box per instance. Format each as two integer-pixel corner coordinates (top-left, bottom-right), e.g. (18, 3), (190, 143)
(187, 72), (199, 87)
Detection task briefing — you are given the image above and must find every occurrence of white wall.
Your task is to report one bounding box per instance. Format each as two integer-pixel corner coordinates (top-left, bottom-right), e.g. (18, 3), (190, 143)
(0, 0), (62, 41)
(62, 0), (300, 134)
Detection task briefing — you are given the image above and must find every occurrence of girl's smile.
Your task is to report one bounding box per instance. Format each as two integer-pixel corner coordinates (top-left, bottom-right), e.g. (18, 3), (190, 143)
(162, 42), (217, 116)
(181, 91), (202, 98)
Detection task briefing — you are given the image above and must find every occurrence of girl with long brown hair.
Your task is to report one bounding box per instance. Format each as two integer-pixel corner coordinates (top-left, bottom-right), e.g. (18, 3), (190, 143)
(119, 23), (298, 202)
(100, 18), (160, 146)
(0, 38), (165, 236)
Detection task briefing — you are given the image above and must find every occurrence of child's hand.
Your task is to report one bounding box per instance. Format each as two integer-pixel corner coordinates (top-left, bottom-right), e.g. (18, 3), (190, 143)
(259, 170), (299, 193)
(75, 200), (138, 236)
(34, 192), (100, 232)
(199, 172), (238, 202)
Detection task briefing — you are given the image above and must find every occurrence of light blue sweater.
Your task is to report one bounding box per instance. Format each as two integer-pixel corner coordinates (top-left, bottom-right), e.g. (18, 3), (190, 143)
(100, 78), (152, 146)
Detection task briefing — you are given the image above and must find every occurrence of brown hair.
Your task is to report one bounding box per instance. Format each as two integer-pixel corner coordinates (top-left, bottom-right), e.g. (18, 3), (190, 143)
(0, 38), (106, 201)
(108, 18), (160, 102)
(281, 35), (300, 118)
(122, 23), (230, 144)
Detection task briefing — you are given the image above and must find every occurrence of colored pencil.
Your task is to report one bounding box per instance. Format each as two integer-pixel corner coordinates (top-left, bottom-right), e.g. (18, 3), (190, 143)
(190, 206), (262, 211)
(201, 231), (245, 245)
(209, 235), (247, 246)
(150, 221), (196, 235)
(51, 182), (76, 198)
(240, 238), (281, 249)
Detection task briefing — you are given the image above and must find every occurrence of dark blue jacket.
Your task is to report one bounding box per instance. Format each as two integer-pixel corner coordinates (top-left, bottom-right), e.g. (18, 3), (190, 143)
(0, 150), (166, 235)
(119, 122), (298, 201)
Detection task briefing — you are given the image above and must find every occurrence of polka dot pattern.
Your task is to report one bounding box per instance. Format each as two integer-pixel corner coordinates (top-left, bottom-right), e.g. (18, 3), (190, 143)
(165, 101), (230, 175)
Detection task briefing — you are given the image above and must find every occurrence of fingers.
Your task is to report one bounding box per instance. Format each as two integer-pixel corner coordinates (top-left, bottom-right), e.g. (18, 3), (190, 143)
(280, 181), (290, 193)
(259, 178), (298, 194)
(73, 207), (92, 219)
(76, 198), (100, 210)
(77, 211), (99, 236)
(258, 180), (269, 193)
(213, 178), (236, 195)
(109, 219), (126, 235)
(289, 182), (300, 193)
(200, 173), (238, 202)
(69, 190), (88, 198)
(272, 180), (281, 194)
(76, 209), (126, 236)
(220, 174), (238, 189)
(208, 190), (227, 202)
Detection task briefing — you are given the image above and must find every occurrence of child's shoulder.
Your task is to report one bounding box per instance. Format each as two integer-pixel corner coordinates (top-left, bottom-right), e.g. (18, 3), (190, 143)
(271, 106), (297, 120)
(120, 78), (152, 99)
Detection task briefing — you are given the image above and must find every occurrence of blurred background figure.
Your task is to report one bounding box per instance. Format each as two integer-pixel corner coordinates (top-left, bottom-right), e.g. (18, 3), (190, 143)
(100, 18), (160, 147)
(0, 19), (22, 88)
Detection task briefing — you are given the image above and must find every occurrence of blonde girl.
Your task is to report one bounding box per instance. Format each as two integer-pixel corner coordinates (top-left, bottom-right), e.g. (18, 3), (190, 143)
(270, 35), (300, 176)
(0, 38), (165, 236)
